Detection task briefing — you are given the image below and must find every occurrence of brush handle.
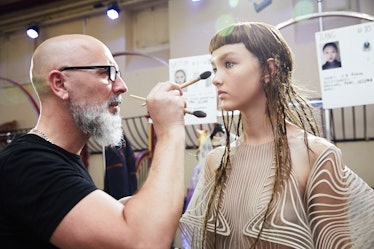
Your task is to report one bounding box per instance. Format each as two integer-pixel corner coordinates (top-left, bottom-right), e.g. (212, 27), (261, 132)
(179, 77), (200, 89)
(129, 94), (146, 101)
(130, 94), (205, 118)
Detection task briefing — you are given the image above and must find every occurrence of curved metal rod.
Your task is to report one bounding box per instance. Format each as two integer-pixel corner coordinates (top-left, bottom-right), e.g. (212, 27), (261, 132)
(276, 11), (374, 30)
(112, 51), (169, 66)
(0, 76), (40, 115)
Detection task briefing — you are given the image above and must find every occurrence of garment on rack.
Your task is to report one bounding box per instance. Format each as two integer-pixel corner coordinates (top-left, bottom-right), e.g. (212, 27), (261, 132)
(104, 135), (137, 199)
(180, 135), (374, 249)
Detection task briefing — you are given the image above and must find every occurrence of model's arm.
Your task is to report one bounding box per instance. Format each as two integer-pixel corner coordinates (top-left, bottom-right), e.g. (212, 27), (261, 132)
(51, 82), (186, 249)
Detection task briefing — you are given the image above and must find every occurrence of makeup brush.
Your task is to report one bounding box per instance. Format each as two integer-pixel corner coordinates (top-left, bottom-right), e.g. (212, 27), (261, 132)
(185, 110), (207, 118)
(129, 94), (147, 101)
(179, 71), (212, 89)
(130, 70), (212, 103)
(129, 94), (207, 118)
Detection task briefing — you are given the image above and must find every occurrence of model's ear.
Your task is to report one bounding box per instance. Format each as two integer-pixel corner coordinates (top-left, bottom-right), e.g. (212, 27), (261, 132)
(263, 58), (276, 83)
(49, 70), (68, 100)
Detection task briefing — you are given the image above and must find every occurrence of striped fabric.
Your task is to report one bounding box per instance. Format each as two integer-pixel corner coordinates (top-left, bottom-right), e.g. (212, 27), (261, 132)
(180, 136), (374, 249)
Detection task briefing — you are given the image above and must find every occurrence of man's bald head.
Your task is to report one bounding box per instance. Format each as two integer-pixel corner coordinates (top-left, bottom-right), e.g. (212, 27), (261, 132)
(30, 34), (113, 95)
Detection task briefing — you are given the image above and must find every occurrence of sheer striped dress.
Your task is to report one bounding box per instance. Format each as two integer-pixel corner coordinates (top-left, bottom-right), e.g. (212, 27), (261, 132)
(180, 135), (374, 249)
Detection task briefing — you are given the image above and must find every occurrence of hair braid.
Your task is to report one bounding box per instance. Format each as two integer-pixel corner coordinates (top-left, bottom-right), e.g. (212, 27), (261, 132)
(201, 110), (236, 248)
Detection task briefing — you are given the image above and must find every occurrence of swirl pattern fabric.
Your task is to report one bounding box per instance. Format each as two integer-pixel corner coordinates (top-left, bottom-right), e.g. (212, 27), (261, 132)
(180, 138), (374, 249)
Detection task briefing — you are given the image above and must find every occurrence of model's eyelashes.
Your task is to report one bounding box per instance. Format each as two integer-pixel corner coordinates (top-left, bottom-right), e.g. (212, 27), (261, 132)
(225, 61), (235, 68)
(211, 61), (235, 73)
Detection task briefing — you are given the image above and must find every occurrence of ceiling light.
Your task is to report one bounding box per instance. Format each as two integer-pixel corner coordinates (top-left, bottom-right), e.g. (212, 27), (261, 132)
(26, 25), (39, 39)
(107, 2), (120, 20)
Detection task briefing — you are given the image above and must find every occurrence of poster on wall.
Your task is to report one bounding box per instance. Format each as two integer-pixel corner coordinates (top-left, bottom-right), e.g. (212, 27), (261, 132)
(315, 21), (374, 109)
(169, 54), (217, 125)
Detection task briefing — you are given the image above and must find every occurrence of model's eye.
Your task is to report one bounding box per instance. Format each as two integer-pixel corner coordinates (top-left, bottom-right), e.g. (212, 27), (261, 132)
(212, 67), (217, 73)
(225, 61), (234, 68)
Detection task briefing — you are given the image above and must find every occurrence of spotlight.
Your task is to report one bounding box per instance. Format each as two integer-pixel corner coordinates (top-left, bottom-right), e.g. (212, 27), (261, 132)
(26, 25), (39, 39)
(107, 2), (120, 20)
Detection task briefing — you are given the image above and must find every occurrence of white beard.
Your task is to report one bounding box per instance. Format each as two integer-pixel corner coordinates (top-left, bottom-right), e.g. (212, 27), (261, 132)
(70, 96), (123, 147)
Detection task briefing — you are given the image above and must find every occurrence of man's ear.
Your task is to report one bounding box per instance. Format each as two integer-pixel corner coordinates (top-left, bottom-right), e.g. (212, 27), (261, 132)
(263, 58), (276, 83)
(49, 70), (68, 100)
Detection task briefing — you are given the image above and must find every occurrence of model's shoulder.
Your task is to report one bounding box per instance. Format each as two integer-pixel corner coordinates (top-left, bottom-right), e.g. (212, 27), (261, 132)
(288, 125), (337, 152)
(307, 133), (339, 154)
(287, 127), (340, 166)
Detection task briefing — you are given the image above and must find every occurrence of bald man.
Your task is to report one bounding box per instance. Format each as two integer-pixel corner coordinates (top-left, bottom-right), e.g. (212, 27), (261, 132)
(0, 34), (186, 248)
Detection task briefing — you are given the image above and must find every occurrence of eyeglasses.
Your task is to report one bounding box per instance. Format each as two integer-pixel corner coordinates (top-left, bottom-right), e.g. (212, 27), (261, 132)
(59, 65), (121, 83)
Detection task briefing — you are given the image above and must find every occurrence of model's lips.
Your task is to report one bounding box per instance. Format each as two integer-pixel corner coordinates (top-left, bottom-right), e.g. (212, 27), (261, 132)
(217, 90), (227, 98)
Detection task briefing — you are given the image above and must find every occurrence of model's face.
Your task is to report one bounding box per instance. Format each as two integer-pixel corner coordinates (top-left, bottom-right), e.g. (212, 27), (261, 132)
(210, 43), (264, 112)
(323, 45), (337, 62)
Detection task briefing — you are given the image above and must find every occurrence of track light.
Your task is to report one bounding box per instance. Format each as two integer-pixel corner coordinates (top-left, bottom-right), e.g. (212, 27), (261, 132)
(26, 25), (39, 39)
(106, 2), (120, 20)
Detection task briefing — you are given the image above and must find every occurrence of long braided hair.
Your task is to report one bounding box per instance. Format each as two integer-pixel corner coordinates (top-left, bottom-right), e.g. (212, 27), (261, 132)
(201, 22), (320, 248)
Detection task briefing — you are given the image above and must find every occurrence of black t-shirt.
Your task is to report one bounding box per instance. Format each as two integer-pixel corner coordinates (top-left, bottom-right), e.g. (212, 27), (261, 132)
(0, 134), (97, 248)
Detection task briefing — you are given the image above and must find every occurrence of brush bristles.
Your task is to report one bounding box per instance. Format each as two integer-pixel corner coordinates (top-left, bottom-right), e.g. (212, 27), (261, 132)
(200, 71), (212, 80)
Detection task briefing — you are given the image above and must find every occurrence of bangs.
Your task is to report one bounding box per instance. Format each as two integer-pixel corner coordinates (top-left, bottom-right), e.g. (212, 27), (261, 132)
(209, 24), (244, 54)
(209, 22), (293, 71)
(208, 22), (265, 64)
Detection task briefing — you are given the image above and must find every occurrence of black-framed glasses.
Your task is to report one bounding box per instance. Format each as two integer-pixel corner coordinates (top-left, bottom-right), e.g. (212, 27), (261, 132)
(59, 65), (121, 82)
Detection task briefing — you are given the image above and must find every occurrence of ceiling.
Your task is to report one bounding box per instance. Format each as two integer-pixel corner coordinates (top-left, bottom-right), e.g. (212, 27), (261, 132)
(0, 0), (168, 36)
(0, 0), (50, 15)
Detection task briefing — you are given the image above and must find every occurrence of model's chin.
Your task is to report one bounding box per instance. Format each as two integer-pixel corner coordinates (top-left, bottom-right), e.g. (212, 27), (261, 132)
(219, 100), (236, 112)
